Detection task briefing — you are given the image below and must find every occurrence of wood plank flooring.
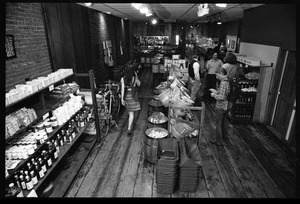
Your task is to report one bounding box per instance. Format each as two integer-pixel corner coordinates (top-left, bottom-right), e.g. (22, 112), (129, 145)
(54, 66), (296, 198)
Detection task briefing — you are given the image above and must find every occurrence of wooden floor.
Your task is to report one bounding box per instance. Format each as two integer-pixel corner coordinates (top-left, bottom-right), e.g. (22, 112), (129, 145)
(52, 66), (297, 198)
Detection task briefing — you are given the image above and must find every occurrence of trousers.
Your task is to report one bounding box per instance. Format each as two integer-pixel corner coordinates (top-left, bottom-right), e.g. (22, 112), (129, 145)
(215, 107), (229, 143)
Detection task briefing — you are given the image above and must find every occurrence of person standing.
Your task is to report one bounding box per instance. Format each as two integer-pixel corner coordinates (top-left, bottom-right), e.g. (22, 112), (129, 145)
(188, 54), (202, 103)
(204, 52), (223, 103)
(120, 64), (141, 136)
(209, 68), (230, 146)
(222, 52), (240, 110)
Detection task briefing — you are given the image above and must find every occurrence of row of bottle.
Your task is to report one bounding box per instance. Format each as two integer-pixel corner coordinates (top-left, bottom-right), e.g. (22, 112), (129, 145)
(5, 106), (92, 196)
(5, 140), (58, 197)
(237, 96), (256, 103)
(238, 81), (258, 89)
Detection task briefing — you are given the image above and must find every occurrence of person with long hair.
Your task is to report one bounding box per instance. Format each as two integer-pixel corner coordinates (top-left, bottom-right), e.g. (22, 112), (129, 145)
(120, 64), (141, 136)
(222, 52), (239, 80)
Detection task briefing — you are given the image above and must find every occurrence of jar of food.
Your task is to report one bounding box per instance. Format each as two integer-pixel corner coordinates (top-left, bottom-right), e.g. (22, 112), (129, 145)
(44, 122), (53, 134)
(36, 123), (45, 132)
(40, 131), (48, 141)
(25, 145), (34, 155)
(50, 116), (58, 128)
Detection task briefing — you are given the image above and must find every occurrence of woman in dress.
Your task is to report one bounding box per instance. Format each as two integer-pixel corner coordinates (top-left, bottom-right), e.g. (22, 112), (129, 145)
(120, 64), (141, 136)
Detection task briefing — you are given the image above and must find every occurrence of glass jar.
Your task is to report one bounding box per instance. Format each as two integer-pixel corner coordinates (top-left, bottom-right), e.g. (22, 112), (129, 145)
(50, 116), (58, 128)
(44, 122), (53, 134)
(36, 123), (45, 133)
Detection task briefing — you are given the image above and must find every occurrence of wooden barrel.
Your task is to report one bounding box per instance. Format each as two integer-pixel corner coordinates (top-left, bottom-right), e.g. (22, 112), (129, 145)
(148, 99), (166, 117)
(147, 112), (168, 129)
(144, 127), (168, 164)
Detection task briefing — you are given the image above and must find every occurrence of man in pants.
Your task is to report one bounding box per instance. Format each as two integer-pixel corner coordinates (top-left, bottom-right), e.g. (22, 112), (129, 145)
(188, 54), (202, 103)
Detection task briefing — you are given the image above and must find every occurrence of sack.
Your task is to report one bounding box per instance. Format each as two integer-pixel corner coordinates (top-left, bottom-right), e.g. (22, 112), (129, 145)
(228, 77), (241, 102)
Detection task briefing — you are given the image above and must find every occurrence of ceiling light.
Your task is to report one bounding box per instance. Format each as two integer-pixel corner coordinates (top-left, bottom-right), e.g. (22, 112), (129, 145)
(85, 3), (92, 7)
(131, 3), (143, 10)
(106, 12), (111, 14)
(217, 21), (222, 25)
(215, 4), (227, 7)
(140, 6), (149, 14)
(151, 18), (157, 24)
(145, 12), (153, 17)
(124, 18), (128, 20)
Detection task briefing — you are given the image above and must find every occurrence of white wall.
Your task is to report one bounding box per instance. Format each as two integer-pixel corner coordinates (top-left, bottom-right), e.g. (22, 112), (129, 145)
(239, 42), (280, 123)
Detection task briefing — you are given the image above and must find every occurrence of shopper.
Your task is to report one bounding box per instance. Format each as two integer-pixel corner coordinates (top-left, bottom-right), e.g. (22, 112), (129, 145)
(204, 52), (223, 103)
(188, 54), (202, 103)
(120, 64), (141, 136)
(209, 67), (230, 146)
(219, 42), (227, 62)
(222, 52), (239, 80)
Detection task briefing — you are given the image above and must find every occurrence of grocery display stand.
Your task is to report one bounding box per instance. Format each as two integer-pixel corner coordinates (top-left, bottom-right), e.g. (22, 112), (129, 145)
(228, 56), (273, 123)
(5, 69), (101, 197)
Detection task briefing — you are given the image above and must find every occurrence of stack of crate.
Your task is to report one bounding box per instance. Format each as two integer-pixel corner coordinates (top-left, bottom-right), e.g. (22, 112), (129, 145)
(156, 138), (179, 194)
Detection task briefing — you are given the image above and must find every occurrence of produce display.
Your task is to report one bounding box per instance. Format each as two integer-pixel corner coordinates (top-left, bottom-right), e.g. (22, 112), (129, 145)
(245, 72), (260, 80)
(241, 87), (257, 92)
(148, 129), (168, 139)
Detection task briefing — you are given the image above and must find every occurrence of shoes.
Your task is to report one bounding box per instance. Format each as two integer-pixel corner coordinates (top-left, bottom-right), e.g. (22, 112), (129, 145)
(209, 140), (223, 146)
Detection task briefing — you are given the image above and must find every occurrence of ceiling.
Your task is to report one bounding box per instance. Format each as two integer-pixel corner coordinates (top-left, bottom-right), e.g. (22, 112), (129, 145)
(77, 3), (264, 24)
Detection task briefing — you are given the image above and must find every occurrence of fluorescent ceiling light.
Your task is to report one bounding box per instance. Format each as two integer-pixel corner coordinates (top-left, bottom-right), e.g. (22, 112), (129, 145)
(146, 12), (153, 17)
(131, 3), (143, 10)
(215, 4), (227, 7)
(217, 21), (222, 25)
(85, 3), (92, 7)
(140, 6), (149, 14)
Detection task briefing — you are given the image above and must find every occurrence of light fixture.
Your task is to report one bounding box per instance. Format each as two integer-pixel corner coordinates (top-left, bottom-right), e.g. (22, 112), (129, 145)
(140, 5), (149, 14)
(106, 12), (111, 15)
(215, 4), (227, 8)
(151, 18), (157, 25)
(131, 3), (143, 10)
(217, 13), (222, 25)
(145, 12), (153, 17)
(197, 4), (209, 17)
(85, 3), (92, 7)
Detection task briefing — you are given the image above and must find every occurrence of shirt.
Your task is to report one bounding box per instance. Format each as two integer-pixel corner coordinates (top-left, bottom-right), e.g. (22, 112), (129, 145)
(212, 75), (230, 111)
(206, 59), (223, 74)
(222, 63), (239, 80)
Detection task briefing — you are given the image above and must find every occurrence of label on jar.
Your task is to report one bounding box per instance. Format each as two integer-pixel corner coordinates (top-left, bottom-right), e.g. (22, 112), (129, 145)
(45, 126), (53, 133)
(39, 170), (44, 178)
(21, 181), (26, 190)
(47, 159), (52, 167)
(42, 165), (47, 173)
(72, 132), (76, 139)
(54, 151), (58, 159)
(26, 181), (33, 190)
(60, 140), (64, 146)
(31, 176), (38, 185)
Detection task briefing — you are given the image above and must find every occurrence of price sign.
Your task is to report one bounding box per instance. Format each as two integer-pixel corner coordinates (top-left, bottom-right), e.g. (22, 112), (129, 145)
(43, 112), (49, 120)
(49, 84), (54, 92)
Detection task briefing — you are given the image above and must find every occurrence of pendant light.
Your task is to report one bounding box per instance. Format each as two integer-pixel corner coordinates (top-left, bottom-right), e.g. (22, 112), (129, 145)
(215, 4), (227, 8)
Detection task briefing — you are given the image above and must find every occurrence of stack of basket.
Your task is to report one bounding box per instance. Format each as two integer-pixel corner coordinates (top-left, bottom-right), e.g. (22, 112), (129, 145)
(178, 138), (202, 192)
(156, 138), (179, 194)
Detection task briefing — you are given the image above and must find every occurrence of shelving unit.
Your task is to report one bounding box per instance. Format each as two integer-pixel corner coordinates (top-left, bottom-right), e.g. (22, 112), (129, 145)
(228, 59), (272, 123)
(5, 69), (101, 197)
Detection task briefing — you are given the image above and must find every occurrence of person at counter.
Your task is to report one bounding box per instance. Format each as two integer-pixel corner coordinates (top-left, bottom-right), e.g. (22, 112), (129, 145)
(203, 52), (223, 103)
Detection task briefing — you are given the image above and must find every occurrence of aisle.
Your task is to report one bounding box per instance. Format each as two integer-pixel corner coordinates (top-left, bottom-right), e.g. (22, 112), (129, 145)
(59, 66), (295, 198)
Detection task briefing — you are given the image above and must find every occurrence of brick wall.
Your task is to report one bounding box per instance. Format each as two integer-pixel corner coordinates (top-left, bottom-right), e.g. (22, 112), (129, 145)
(5, 2), (52, 92)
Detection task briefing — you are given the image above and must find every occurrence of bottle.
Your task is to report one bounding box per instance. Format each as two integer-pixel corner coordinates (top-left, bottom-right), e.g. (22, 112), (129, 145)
(18, 174), (27, 190)
(61, 130), (67, 144)
(24, 171), (33, 191)
(51, 138), (60, 153)
(57, 134), (64, 147)
(6, 183), (24, 197)
(47, 141), (57, 161)
(71, 119), (79, 134)
(34, 161), (44, 180)
(68, 123), (76, 140)
(30, 169), (38, 186)
(43, 150), (52, 169)
(66, 129), (72, 143)
(13, 172), (21, 188)
(38, 157), (47, 174)
(26, 162), (34, 176)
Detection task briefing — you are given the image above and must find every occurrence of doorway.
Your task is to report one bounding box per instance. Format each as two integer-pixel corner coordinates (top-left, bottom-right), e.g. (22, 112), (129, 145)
(269, 50), (296, 149)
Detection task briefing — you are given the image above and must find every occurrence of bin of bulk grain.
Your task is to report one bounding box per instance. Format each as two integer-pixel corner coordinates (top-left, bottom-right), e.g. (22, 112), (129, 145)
(147, 112), (168, 129)
(144, 127), (168, 164)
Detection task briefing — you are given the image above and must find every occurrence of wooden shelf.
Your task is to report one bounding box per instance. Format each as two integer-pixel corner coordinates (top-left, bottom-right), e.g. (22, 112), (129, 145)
(21, 119), (93, 197)
(6, 74), (74, 109)
(5, 106), (90, 182)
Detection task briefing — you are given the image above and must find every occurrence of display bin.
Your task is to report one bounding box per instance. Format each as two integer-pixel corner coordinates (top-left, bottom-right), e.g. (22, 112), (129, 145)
(152, 64), (159, 73)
